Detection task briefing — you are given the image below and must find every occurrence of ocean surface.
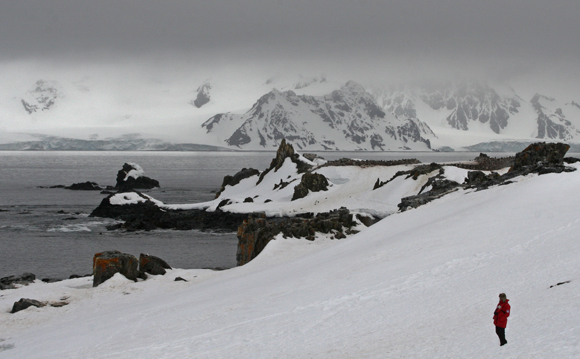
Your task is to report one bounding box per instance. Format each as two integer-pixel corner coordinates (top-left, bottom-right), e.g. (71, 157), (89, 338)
(0, 150), (514, 279)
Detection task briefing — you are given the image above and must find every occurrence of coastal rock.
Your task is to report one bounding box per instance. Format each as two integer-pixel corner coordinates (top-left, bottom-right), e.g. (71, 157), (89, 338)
(1, 273), (36, 290)
(291, 173), (329, 201)
(139, 254), (172, 276)
(11, 298), (46, 313)
(93, 250), (140, 287)
(115, 163), (160, 191)
(236, 207), (358, 266)
(65, 181), (103, 191)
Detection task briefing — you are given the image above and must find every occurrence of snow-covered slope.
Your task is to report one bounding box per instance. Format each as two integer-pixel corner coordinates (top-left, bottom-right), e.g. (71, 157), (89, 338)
(1, 162), (579, 358)
(202, 81), (435, 151)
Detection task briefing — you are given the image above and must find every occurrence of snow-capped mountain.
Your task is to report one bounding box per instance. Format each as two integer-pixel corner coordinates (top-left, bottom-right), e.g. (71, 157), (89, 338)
(202, 81), (435, 151)
(372, 82), (580, 149)
(531, 94), (580, 140)
(191, 81), (211, 108)
(20, 80), (61, 114)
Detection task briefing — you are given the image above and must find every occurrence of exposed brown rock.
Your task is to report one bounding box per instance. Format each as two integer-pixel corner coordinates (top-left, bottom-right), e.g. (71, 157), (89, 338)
(93, 250), (140, 287)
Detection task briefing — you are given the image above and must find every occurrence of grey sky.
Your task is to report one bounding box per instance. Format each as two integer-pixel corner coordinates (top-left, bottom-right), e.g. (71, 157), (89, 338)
(1, 0), (579, 82)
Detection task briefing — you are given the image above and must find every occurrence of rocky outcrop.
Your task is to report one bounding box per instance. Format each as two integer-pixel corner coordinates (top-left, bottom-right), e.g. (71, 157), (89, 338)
(398, 142), (576, 211)
(115, 163), (160, 191)
(10, 298), (46, 313)
(510, 142), (570, 172)
(257, 139), (312, 184)
(291, 173), (329, 200)
(0, 273), (36, 290)
(236, 208), (359, 266)
(93, 251), (140, 287)
(215, 168), (260, 198)
(90, 192), (249, 232)
(139, 254), (172, 276)
(65, 181), (103, 191)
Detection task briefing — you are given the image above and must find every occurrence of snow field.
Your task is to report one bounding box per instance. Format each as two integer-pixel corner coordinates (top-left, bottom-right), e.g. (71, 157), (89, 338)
(1, 164), (580, 358)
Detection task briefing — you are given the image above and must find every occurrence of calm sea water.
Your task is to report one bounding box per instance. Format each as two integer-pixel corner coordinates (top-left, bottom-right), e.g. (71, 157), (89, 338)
(0, 150), (512, 279)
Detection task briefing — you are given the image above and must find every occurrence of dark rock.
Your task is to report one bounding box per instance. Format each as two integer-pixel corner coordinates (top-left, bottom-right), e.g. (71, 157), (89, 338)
(243, 197), (254, 203)
(398, 177), (461, 212)
(291, 173), (329, 201)
(92, 250), (140, 287)
(549, 280), (571, 288)
(236, 207), (357, 266)
(139, 253), (172, 276)
(257, 139), (313, 185)
(91, 192), (249, 232)
(174, 277), (187, 282)
(115, 163), (160, 191)
(564, 157), (580, 164)
(510, 142), (570, 172)
(11, 298), (46, 313)
(1, 273), (35, 290)
(216, 199), (231, 210)
(41, 278), (61, 283)
(215, 168), (260, 198)
(65, 181), (102, 191)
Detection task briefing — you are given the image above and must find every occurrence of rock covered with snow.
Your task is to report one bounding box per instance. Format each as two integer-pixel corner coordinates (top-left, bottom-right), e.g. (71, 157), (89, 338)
(115, 163), (160, 191)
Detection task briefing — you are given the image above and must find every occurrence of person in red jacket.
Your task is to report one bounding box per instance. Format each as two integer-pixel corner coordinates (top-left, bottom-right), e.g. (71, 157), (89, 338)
(493, 293), (510, 346)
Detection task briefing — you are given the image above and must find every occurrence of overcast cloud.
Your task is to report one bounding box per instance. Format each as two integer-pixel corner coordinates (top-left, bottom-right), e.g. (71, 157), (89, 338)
(2, 0), (579, 79)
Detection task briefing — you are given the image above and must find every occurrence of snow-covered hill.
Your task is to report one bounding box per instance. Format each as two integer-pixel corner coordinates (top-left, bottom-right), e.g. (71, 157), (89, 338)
(1, 150), (579, 358)
(202, 81), (435, 151)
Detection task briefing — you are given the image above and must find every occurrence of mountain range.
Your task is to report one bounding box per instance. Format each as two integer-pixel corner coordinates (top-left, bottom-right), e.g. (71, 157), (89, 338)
(3, 76), (580, 151)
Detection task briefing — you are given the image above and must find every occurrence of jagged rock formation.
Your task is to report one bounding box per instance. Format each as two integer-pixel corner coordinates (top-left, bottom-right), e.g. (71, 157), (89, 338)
(236, 208), (358, 266)
(192, 82), (211, 108)
(257, 139), (312, 184)
(115, 163), (160, 191)
(21, 80), (60, 114)
(202, 81), (434, 150)
(92, 250), (140, 287)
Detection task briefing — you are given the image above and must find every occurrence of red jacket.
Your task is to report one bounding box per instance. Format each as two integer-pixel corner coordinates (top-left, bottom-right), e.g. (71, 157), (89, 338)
(493, 299), (510, 328)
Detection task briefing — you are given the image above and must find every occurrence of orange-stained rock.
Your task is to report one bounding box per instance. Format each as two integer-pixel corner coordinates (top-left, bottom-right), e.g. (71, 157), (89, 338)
(92, 250), (139, 287)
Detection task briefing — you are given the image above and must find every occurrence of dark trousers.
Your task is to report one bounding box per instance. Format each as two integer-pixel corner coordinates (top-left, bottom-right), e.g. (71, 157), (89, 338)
(495, 326), (507, 345)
